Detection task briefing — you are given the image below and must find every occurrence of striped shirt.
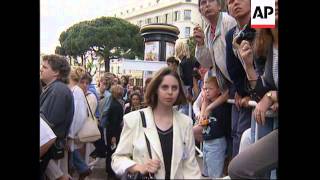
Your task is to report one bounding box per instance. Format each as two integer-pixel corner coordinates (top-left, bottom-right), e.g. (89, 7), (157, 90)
(272, 46), (278, 88)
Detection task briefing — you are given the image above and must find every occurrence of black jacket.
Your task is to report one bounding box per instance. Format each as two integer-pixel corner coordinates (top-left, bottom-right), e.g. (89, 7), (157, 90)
(105, 97), (124, 140)
(179, 56), (197, 87)
(226, 27), (250, 97)
(203, 103), (232, 140)
(40, 80), (74, 138)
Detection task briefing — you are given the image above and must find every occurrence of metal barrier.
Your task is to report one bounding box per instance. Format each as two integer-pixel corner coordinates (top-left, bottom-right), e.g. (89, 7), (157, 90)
(227, 99), (278, 179)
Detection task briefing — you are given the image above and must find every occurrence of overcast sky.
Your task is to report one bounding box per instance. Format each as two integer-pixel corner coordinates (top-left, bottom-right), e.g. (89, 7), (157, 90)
(40, 0), (130, 54)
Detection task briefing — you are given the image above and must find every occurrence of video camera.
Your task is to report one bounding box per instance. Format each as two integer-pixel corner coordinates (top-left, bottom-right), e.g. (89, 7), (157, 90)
(233, 24), (256, 48)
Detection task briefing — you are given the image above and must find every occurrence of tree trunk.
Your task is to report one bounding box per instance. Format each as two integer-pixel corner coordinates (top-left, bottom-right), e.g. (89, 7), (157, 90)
(81, 55), (84, 66)
(104, 57), (110, 72)
(68, 56), (72, 65)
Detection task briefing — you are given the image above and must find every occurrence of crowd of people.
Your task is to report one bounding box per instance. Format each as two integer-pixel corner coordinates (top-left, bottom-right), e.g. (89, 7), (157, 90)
(40, 0), (278, 179)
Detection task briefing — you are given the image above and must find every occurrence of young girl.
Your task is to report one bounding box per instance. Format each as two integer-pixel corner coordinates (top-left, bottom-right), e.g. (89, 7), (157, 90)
(111, 67), (201, 179)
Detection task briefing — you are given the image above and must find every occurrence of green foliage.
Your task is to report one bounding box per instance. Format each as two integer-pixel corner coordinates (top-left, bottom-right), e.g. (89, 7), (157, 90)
(58, 17), (144, 72)
(187, 36), (196, 59)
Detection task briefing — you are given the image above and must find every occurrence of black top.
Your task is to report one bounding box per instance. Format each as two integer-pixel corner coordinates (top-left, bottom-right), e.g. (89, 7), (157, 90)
(105, 97), (124, 141)
(203, 103), (232, 140)
(179, 56), (197, 87)
(226, 27), (250, 97)
(157, 126), (173, 179)
(40, 80), (74, 138)
(247, 47), (278, 102)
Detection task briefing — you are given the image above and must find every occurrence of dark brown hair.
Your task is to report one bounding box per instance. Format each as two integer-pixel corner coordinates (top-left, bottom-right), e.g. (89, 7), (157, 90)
(144, 67), (187, 108)
(42, 54), (70, 84)
(166, 56), (179, 65)
(129, 92), (142, 104)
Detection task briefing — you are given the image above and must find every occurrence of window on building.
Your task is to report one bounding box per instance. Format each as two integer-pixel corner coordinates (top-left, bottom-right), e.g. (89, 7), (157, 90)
(117, 66), (120, 74)
(147, 18), (152, 24)
(174, 11), (180, 21)
(185, 27), (191, 38)
(127, 10), (129, 13)
(164, 14), (168, 23)
(155, 16), (159, 23)
(156, 0), (160, 3)
(185, 0), (191, 2)
(132, 8), (135, 12)
(111, 67), (114, 73)
(184, 10), (191, 20)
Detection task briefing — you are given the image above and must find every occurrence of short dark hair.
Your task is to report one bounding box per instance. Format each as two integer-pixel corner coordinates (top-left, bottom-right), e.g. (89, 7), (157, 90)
(130, 92), (142, 103)
(166, 56), (179, 65)
(144, 67), (187, 109)
(43, 54), (70, 84)
(121, 75), (129, 86)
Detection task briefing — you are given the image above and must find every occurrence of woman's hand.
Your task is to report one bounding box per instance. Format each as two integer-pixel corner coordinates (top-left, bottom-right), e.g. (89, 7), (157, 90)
(201, 107), (211, 123)
(128, 159), (161, 174)
(254, 95), (274, 125)
(240, 96), (251, 108)
(238, 40), (258, 81)
(239, 40), (254, 68)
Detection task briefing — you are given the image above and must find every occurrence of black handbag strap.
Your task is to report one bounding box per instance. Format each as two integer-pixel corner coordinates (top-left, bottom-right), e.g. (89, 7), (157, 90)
(139, 111), (156, 179)
(139, 111), (152, 159)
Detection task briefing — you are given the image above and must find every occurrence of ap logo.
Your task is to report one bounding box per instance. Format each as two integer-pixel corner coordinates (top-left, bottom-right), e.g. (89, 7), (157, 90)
(251, 0), (275, 28)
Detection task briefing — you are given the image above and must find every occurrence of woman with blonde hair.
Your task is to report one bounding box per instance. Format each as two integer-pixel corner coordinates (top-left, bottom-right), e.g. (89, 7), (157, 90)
(67, 66), (92, 179)
(175, 39), (198, 116)
(112, 67), (201, 179)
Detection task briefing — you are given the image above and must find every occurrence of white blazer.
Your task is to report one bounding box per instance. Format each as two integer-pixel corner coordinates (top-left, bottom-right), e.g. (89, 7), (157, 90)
(111, 107), (201, 179)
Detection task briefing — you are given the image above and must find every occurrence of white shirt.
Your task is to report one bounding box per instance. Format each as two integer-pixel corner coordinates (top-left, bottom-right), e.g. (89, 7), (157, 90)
(68, 85), (88, 139)
(40, 117), (56, 147)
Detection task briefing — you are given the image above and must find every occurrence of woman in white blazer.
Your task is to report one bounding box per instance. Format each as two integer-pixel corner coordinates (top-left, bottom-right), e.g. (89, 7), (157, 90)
(112, 67), (201, 179)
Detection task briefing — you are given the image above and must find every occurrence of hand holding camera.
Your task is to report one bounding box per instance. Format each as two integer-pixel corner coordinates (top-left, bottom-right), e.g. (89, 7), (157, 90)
(232, 24), (256, 49)
(238, 40), (254, 67)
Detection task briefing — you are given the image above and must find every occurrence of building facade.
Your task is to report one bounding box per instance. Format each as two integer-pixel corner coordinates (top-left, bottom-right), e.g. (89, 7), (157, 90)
(108, 0), (206, 40)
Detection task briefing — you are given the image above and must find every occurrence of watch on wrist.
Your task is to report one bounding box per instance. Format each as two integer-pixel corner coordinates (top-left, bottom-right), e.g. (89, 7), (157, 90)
(266, 91), (273, 101)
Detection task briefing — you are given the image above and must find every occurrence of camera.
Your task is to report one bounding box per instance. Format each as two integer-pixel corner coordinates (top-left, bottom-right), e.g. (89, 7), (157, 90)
(235, 26), (256, 45)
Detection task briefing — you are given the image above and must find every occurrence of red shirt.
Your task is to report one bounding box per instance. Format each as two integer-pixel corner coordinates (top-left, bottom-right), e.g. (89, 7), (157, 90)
(210, 25), (216, 40)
